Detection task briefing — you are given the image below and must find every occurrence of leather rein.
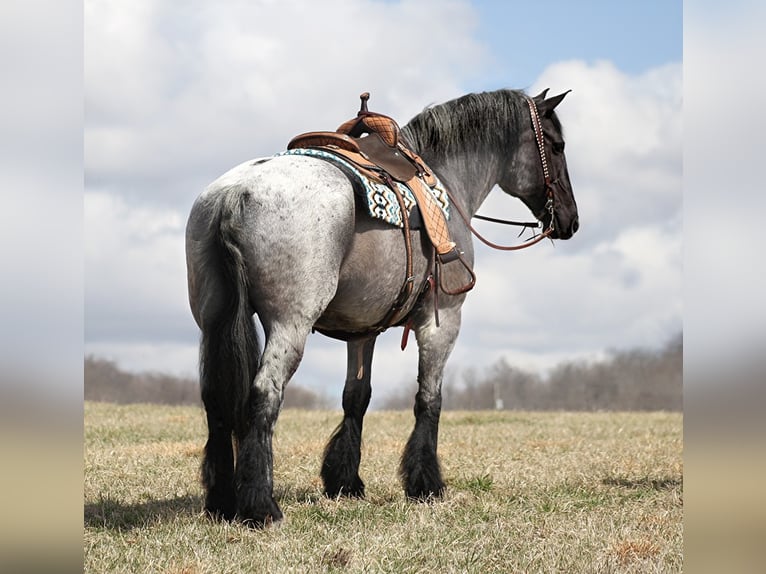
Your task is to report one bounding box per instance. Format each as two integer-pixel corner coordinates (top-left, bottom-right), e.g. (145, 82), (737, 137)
(448, 96), (557, 251)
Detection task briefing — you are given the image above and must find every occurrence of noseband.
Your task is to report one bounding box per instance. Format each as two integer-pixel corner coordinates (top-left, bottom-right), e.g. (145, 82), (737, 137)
(449, 95), (557, 251)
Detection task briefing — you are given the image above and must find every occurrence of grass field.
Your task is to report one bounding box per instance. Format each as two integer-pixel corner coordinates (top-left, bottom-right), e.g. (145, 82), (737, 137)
(84, 402), (682, 573)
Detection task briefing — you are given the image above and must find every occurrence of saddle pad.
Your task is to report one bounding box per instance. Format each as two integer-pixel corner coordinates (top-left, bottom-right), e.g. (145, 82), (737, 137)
(276, 148), (449, 228)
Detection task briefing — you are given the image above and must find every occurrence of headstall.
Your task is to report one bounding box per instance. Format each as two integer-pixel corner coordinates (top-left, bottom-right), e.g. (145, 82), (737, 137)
(449, 95), (557, 251)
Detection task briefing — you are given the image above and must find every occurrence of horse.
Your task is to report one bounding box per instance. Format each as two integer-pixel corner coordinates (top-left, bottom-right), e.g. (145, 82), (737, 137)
(185, 88), (579, 526)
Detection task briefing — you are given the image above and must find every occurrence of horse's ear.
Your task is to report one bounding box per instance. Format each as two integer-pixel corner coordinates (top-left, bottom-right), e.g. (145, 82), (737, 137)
(533, 88), (550, 102)
(538, 90), (571, 117)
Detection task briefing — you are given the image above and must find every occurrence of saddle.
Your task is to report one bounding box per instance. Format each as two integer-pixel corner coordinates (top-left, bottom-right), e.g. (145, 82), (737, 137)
(287, 92), (456, 257)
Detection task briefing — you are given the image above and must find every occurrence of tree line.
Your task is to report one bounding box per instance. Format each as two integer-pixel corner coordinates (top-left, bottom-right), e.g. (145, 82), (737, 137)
(381, 333), (682, 411)
(84, 355), (328, 409)
(85, 333), (681, 412)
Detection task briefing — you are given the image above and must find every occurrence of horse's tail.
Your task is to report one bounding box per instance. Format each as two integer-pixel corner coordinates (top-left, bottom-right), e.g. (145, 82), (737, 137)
(199, 189), (260, 441)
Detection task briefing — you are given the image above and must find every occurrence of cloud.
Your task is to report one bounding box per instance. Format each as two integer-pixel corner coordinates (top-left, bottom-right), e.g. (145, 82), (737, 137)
(85, 0), (487, 208)
(85, 191), (195, 343)
(529, 60), (682, 249)
(84, 2), (681, 404)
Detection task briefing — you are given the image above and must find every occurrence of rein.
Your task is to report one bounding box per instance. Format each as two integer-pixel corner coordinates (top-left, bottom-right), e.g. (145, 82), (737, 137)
(449, 96), (556, 251)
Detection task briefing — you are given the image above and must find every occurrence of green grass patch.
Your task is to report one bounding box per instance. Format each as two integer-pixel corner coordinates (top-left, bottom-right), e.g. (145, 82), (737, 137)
(450, 473), (495, 495)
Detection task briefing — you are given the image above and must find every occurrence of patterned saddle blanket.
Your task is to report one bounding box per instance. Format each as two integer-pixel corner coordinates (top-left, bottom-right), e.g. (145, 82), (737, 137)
(277, 147), (450, 229)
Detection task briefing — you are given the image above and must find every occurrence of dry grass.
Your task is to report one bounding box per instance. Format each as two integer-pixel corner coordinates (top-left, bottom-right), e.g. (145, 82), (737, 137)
(84, 403), (682, 573)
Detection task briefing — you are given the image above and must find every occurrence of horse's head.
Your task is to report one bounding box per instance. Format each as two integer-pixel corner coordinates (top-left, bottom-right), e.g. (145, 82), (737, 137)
(499, 89), (579, 240)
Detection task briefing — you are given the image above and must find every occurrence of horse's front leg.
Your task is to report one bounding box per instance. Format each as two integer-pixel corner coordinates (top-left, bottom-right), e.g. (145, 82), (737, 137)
(400, 307), (461, 499)
(321, 335), (376, 498)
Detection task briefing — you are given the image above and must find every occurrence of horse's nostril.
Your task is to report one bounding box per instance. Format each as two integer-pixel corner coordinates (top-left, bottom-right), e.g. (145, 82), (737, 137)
(570, 217), (579, 235)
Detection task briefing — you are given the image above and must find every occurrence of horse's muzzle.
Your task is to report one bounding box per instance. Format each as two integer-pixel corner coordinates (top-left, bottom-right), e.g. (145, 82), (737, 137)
(553, 214), (578, 240)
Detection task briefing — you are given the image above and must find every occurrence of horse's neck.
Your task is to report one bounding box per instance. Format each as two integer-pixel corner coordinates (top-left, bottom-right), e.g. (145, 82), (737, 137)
(428, 153), (501, 216)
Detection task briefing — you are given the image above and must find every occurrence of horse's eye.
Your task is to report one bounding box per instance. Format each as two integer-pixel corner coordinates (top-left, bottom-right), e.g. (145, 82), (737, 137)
(553, 142), (565, 153)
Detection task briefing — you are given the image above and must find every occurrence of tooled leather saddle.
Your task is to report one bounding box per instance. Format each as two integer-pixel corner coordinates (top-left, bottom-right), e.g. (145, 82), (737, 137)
(287, 92), (457, 258)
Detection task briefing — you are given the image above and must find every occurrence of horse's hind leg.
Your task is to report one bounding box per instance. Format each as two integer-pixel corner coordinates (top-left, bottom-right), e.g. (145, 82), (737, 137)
(400, 308), (461, 499)
(196, 283), (259, 521)
(321, 336), (376, 497)
(235, 323), (311, 526)
(200, 393), (236, 520)
(199, 388), (234, 520)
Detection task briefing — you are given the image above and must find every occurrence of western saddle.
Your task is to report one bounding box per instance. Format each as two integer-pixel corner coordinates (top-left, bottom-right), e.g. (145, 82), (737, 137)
(287, 93), (474, 341)
(287, 92), (457, 258)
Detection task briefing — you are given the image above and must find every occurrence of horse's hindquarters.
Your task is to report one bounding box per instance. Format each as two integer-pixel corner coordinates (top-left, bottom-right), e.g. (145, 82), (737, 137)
(186, 155), (362, 525)
(189, 156), (359, 326)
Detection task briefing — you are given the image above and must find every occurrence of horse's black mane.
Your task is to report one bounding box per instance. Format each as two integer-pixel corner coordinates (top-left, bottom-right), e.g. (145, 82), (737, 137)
(401, 89), (530, 157)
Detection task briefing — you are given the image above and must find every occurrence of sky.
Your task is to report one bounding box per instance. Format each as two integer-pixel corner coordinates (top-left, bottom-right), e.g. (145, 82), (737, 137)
(83, 0), (682, 406)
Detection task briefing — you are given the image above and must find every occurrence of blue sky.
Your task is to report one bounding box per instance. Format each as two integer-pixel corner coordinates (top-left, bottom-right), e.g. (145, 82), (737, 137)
(82, 0), (682, 404)
(472, 1), (682, 89)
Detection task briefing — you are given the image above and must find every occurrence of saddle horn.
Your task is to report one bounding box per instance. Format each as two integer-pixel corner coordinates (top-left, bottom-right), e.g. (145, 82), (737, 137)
(358, 92), (370, 115)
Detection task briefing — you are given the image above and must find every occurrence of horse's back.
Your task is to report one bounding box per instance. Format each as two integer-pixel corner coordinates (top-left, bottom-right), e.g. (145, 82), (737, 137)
(189, 155), (356, 230)
(186, 156), (357, 328)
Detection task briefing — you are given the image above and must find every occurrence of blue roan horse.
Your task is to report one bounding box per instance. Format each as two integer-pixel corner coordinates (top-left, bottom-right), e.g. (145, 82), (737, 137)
(185, 88), (579, 526)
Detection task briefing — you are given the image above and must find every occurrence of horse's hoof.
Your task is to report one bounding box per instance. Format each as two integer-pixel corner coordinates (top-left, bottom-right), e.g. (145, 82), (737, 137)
(241, 512), (283, 529)
(238, 496), (284, 528)
(204, 492), (237, 522)
(324, 476), (366, 499)
(405, 481), (446, 502)
(204, 505), (236, 522)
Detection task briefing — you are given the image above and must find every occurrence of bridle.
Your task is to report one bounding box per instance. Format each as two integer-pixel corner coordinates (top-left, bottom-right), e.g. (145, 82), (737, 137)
(448, 95), (557, 251)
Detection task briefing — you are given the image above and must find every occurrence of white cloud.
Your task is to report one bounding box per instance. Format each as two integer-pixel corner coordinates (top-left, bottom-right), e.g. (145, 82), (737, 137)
(84, 1), (681, 404)
(531, 60), (682, 246)
(85, 0), (486, 205)
(85, 191), (195, 342)
(457, 224), (681, 352)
